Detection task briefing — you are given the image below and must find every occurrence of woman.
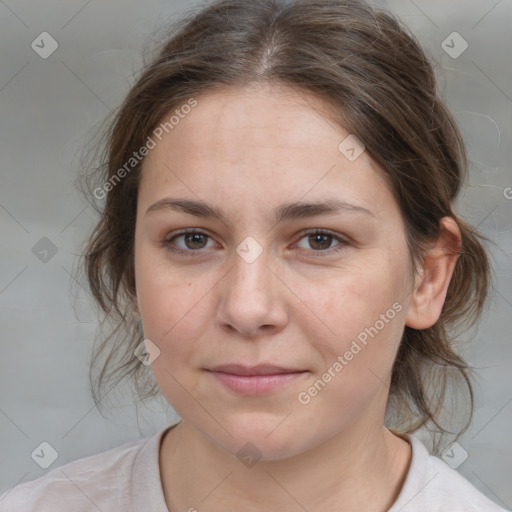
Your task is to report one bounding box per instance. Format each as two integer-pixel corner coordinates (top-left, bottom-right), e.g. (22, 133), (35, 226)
(1, 0), (507, 510)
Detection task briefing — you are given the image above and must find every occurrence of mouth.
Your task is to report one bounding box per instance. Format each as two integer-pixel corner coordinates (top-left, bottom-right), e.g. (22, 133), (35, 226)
(207, 363), (306, 375)
(205, 364), (309, 394)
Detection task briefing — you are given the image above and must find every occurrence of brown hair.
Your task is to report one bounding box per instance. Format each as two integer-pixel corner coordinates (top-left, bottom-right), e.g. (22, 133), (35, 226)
(76, 0), (492, 450)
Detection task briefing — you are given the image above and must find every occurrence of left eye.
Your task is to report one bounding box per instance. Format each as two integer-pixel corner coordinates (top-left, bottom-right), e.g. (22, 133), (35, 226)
(162, 229), (347, 256)
(295, 230), (346, 254)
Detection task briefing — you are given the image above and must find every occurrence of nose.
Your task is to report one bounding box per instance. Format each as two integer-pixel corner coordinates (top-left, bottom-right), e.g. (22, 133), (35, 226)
(215, 244), (289, 338)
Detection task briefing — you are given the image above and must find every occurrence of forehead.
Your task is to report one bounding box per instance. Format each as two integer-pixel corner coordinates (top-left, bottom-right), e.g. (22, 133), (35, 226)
(155, 83), (343, 163)
(138, 82), (395, 220)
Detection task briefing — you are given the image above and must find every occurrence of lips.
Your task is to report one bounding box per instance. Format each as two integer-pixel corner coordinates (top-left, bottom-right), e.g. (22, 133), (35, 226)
(206, 364), (308, 394)
(207, 364), (305, 376)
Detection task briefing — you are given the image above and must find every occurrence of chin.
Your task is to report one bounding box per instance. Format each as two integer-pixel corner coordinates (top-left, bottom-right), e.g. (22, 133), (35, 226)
(207, 414), (316, 462)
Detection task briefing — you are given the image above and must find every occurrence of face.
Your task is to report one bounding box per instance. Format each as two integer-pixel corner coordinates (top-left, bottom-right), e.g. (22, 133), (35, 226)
(133, 82), (415, 459)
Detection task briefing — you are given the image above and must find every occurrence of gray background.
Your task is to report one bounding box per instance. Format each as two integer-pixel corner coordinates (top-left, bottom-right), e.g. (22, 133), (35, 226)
(0, 0), (511, 507)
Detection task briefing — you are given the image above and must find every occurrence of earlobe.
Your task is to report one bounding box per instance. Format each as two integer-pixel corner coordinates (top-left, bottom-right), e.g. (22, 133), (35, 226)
(405, 217), (461, 330)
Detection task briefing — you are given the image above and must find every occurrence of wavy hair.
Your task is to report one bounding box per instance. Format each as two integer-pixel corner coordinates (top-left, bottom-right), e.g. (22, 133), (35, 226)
(76, 0), (492, 452)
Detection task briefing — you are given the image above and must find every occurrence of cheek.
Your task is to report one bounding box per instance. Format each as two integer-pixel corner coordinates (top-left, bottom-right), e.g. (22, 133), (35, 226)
(136, 244), (202, 333)
(135, 257), (210, 378)
(295, 257), (407, 391)
(298, 257), (404, 340)
(141, 278), (209, 413)
(295, 280), (405, 428)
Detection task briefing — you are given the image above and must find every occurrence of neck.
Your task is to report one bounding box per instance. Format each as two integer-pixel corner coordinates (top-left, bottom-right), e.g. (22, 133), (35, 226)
(159, 418), (411, 512)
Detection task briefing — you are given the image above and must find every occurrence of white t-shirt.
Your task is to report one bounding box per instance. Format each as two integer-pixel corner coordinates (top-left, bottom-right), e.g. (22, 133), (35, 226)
(0, 425), (508, 511)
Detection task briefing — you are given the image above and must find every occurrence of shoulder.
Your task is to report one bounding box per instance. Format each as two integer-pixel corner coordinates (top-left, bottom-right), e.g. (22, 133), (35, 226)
(390, 434), (508, 512)
(0, 427), (168, 512)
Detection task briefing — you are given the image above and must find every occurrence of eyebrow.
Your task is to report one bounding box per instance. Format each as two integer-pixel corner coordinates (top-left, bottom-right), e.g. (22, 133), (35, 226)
(145, 197), (374, 223)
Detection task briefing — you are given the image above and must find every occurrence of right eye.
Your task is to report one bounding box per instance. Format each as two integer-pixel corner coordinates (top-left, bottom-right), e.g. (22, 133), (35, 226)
(162, 229), (217, 256)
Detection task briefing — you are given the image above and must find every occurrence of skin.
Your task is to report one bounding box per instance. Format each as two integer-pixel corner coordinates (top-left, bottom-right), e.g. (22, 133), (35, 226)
(132, 81), (461, 512)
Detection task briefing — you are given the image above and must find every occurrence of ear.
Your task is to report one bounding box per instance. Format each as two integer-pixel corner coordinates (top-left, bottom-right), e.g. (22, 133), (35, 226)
(405, 216), (462, 330)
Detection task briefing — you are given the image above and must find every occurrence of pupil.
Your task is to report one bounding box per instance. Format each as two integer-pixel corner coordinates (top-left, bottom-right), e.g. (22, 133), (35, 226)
(311, 234), (330, 250)
(186, 233), (205, 249)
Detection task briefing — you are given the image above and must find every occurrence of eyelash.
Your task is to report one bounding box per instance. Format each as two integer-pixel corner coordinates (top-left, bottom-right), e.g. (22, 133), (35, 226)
(161, 228), (348, 258)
